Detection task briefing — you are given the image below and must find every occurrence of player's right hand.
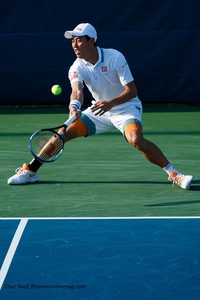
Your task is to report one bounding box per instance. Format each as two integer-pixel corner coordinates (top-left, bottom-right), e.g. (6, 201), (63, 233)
(69, 107), (82, 120)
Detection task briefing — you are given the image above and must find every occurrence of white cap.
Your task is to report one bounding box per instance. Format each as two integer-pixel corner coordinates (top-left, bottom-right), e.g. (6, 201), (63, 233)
(64, 23), (97, 42)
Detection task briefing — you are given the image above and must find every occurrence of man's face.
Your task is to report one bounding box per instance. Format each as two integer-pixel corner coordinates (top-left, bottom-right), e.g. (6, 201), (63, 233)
(71, 36), (89, 59)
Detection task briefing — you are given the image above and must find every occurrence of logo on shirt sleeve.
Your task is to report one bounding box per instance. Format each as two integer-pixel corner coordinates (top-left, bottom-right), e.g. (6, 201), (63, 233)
(121, 62), (128, 69)
(69, 71), (79, 81)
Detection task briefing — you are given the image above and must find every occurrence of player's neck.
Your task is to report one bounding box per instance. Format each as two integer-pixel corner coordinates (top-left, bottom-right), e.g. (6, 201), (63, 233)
(84, 48), (98, 65)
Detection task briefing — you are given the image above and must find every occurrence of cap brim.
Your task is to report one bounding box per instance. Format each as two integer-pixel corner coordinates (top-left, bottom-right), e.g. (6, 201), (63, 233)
(64, 30), (84, 39)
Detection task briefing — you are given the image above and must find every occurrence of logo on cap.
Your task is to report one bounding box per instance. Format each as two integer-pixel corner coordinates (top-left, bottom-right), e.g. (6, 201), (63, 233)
(75, 27), (83, 32)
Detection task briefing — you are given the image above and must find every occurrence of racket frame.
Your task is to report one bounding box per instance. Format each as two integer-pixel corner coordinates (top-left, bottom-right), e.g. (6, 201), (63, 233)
(29, 114), (76, 163)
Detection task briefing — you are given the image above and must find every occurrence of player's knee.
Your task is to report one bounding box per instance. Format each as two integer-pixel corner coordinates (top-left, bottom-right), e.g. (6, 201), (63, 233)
(126, 131), (144, 150)
(124, 122), (143, 149)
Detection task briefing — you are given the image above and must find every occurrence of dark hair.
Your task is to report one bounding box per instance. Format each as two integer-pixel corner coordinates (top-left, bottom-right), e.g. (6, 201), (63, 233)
(85, 35), (97, 46)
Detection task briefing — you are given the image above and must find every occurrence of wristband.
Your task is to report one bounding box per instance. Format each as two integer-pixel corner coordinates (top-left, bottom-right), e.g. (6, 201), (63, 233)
(69, 100), (81, 110)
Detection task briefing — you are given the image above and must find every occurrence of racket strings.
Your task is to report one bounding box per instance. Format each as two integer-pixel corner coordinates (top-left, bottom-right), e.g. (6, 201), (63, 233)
(31, 131), (63, 162)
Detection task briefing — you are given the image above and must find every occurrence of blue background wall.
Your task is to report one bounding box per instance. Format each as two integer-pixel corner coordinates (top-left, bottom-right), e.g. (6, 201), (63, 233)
(0, 0), (199, 105)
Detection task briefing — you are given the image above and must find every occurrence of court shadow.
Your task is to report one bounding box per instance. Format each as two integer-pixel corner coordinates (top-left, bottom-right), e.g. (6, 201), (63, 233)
(36, 180), (170, 185)
(190, 179), (200, 191)
(145, 199), (200, 207)
(35, 179), (200, 190)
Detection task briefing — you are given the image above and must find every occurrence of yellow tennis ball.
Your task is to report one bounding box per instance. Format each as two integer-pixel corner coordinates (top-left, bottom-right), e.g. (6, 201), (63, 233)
(51, 85), (62, 95)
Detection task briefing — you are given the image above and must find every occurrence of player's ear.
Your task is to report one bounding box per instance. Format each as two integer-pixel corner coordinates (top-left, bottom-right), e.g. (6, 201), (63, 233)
(85, 35), (96, 46)
(89, 37), (97, 47)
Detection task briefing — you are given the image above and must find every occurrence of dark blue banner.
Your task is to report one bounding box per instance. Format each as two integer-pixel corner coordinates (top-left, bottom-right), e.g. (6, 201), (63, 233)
(0, 0), (199, 105)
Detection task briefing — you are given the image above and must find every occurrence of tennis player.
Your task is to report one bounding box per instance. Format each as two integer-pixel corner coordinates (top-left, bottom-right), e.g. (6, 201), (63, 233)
(7, 23), (193, 189)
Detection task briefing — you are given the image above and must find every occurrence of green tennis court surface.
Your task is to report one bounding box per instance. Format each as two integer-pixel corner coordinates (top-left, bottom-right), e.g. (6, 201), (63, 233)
(0, 105), (200, 217)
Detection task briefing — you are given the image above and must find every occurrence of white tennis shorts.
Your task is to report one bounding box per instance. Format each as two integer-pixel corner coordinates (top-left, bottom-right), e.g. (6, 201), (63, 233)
(80, 97), (143, 136)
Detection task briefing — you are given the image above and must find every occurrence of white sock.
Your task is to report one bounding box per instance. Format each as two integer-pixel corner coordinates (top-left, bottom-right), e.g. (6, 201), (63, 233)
(162, 162), (179, 175)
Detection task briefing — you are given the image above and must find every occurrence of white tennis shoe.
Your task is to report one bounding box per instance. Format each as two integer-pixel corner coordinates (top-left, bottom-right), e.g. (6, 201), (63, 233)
(168, 172), (193, 190)
(7, 163), (39, 185)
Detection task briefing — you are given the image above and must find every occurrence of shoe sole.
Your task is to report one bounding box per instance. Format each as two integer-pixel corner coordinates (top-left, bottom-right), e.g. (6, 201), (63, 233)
(7, 176), (39, 185)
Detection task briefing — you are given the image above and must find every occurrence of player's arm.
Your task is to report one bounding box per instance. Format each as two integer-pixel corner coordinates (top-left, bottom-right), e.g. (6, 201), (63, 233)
(69, 81), (84, 118)
(91, 80), (138, 116)
(110, 80), (138, 107)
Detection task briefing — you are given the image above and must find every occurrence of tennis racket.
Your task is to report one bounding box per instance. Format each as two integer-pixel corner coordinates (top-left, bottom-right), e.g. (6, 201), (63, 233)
(29, 114), (76, 163)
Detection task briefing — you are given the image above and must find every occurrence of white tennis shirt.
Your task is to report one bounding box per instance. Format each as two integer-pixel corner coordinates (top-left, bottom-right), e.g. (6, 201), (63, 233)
(68, 47), (134, 101)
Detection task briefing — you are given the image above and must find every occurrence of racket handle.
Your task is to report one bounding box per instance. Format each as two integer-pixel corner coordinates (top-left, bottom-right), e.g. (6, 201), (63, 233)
(64, 114), (77, 126)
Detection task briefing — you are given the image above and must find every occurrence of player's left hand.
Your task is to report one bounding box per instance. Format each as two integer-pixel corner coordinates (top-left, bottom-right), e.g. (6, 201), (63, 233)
(91, 100), (113, 116)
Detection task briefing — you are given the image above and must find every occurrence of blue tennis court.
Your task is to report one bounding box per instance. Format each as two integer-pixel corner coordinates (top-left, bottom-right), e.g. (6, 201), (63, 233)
(0, 217), (200, 300)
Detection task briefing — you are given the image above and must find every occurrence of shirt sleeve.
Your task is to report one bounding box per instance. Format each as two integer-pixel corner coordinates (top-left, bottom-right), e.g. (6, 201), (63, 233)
(114, 52), (134, 86)
(68, 61), (84, 86)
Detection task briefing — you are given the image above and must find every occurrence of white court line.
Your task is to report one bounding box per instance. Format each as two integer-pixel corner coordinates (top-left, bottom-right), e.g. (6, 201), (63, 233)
(0, 217), (200, 220)
(0, 218), (28, 290)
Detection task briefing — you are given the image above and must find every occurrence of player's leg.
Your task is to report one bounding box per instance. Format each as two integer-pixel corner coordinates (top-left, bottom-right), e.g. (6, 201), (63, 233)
(113, 98), (193, 190)
(7, 106), (112, 185)
(28, 119), (88, 170)
(29, 107), (113, 170)
(7, 119), (88, 185)
(125, 125), (193, 190)
(63, 118), (88, 142)
(125, 128), (169, 168)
